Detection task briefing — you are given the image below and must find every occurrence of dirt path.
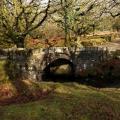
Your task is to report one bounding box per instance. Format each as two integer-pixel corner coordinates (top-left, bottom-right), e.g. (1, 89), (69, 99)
(100, 39), (120, 51)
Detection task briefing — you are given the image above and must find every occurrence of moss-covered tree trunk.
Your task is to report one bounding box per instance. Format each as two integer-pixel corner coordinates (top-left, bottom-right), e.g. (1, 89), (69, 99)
(14, 36), (25, 48)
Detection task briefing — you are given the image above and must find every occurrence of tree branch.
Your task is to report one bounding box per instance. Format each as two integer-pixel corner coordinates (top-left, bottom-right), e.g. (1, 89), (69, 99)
(24, 0), (51, 35)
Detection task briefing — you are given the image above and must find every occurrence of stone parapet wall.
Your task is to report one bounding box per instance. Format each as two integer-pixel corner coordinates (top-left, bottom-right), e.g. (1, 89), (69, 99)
(0, 47), (110, 81)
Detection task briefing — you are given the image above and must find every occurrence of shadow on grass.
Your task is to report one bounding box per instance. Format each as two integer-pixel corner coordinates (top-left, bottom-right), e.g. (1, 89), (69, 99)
(42, 72), (120, 88)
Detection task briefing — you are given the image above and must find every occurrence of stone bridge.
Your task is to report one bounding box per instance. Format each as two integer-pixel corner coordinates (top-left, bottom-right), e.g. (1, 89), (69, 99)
(0, 47), (109, 81)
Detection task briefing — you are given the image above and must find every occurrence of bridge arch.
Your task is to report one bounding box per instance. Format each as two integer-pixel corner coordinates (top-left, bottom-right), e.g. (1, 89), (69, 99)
(43, 58), (75, 77)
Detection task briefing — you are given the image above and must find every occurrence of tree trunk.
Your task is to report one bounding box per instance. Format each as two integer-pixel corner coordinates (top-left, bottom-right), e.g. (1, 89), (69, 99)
(63, 0), (69, 47)
(15, 36), (25, 48)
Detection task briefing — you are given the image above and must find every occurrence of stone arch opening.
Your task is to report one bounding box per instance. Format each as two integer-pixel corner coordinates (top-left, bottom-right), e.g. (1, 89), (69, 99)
(42, 58), (75, 81)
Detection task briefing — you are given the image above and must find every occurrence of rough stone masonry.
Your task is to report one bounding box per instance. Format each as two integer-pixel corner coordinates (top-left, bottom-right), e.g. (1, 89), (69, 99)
(0, 47), (109, 81)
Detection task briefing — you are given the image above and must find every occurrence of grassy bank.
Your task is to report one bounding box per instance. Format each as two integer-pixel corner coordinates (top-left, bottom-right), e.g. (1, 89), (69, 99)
(0, 81), (120, 120)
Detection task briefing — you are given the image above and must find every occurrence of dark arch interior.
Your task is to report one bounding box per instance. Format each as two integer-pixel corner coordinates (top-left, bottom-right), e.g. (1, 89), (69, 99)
(42, 58), (75, 81)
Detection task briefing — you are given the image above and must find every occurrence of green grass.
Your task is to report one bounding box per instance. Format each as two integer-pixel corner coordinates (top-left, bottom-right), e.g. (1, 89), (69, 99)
(0, 82), (120, 120)
(0, 60), (9, 83)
